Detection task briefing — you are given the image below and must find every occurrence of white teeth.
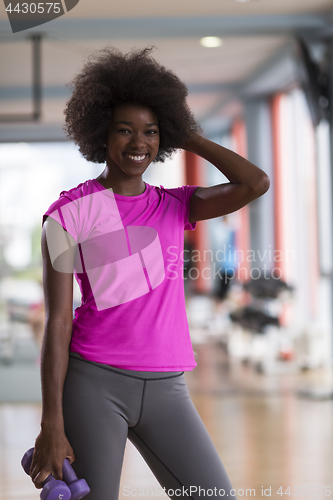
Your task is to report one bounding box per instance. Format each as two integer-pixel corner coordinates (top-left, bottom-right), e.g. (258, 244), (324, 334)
(127, 154), (146, 161)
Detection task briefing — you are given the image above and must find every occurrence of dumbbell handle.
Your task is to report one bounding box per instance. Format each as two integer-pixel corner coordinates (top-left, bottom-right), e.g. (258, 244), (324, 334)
(62, 456), (79, 485)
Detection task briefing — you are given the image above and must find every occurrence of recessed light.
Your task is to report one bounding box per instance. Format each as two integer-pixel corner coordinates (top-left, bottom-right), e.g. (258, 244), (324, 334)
(200, 37), (223, 48)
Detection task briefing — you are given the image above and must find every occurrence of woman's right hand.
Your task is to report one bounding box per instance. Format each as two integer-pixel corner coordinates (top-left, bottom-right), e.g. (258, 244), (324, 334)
(29, 426), (76, 489)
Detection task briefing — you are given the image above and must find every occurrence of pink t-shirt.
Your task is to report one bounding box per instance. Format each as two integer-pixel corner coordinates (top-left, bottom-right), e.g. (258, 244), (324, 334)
(43, 179), (198, 371)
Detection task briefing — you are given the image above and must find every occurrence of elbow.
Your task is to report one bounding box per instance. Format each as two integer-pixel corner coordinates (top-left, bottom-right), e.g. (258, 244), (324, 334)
(254, 174), (270, 196)
(262, 174), (271, 193)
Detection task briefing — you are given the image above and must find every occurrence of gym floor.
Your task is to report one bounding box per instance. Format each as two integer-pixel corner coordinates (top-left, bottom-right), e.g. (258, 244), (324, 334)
(1, 339), (333, 500)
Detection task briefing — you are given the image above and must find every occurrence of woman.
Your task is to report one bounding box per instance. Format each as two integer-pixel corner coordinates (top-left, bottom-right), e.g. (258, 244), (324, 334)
(30, 47), (269, 500)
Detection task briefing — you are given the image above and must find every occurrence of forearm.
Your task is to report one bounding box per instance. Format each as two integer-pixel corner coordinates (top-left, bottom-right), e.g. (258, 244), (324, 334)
(40, 319), (72, 430)
(184, 133), (270, 193)
(30, 318), (75, 488)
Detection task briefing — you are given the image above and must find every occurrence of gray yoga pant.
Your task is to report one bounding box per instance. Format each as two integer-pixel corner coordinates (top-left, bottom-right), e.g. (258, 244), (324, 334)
(62, 352), (237, 500)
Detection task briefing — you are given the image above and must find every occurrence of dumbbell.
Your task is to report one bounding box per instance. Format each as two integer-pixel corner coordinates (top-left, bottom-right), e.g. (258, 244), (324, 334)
(21, 447), (90, 500)
(21, 448), (71, 500)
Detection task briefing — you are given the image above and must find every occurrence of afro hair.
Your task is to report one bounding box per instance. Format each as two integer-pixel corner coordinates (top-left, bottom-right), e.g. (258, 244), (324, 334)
(63, 46), (201, 163)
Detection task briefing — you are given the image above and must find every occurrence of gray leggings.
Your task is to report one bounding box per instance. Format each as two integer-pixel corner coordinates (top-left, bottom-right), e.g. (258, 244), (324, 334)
(62, 352), (237, 500)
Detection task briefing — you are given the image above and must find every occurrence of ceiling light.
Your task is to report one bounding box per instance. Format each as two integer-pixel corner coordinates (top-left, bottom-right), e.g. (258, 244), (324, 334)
(200, 37), (223, 48)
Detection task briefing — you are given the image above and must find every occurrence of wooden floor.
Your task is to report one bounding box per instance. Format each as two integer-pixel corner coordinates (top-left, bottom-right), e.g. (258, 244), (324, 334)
(1, 341), (333, 500)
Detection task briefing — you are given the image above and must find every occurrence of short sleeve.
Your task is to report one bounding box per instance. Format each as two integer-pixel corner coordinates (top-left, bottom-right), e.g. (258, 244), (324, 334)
(42, 196), (79, 243)
(159, 184), (198, 231)
(183, 185), (198, 231)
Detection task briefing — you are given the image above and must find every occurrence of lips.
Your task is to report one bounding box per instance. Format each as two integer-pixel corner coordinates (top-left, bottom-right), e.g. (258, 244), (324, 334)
(124, 153), (148, 163)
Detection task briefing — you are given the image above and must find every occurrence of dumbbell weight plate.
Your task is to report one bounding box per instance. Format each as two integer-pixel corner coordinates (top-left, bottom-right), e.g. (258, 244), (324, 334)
(21, 448), (34, 474)
(68, 478), (91, 500)
(40, 480), (72, 500)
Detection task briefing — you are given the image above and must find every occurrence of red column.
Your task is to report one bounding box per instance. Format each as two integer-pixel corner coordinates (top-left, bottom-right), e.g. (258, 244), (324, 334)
(184, 151), (211, 293)
(231, 120), (251, 284)
(271, 94), (285, 279)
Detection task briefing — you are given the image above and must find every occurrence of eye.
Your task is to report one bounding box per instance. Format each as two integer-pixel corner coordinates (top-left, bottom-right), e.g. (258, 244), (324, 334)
(146, 129), (159, 135)
(117, 128), (131, 134)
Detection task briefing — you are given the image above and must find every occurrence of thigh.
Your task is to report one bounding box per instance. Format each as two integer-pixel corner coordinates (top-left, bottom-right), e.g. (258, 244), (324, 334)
(62, 357), (141, 500)
(128, 375), (237, 500)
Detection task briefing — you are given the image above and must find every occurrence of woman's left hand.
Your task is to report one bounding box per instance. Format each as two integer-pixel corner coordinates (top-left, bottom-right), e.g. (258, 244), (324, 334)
(180, 132), (204, 153)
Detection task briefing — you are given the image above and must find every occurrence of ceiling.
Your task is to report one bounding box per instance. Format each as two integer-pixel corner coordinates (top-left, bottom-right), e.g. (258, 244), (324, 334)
(0, 0), (332, 141)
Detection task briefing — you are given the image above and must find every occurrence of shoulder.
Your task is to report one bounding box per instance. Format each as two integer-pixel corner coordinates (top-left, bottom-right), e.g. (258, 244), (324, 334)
(45, 179), (98, 212)
(58, 179), (99, 202)
(43, 179), (98, 225)
(155, 184), (199, 204)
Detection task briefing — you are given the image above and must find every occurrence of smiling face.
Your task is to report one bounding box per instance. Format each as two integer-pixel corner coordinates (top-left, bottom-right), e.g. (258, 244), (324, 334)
(105, 102), (160, 179)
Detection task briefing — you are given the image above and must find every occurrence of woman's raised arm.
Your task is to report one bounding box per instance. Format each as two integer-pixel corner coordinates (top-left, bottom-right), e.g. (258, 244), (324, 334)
(183, 133), (270, 223)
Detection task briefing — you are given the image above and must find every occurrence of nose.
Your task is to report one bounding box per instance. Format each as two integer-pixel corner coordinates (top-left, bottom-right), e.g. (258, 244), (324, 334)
(130, 132), (145, 149)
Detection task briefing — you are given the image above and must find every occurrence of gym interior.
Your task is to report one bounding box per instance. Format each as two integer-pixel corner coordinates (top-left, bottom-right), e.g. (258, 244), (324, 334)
(1, 0), (333, 498)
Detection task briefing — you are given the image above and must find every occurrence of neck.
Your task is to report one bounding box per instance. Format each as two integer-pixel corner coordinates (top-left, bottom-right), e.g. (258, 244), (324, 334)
(96, 169), (146, 196)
